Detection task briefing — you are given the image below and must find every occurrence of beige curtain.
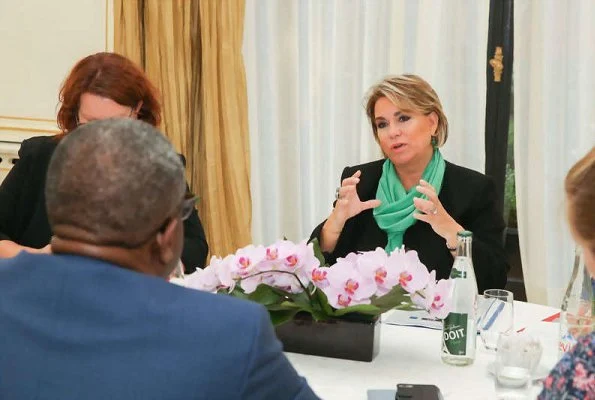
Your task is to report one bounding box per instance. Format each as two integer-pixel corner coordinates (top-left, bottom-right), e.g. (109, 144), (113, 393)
(142, 0), (194, 155)
(113, 1), (143, 67)
(114, 0), (193, 155)
(191, 0), (252, 256)
(114, 0), (252, 258)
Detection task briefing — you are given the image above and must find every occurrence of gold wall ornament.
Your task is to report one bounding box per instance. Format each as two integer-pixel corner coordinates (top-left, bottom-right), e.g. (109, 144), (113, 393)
(489, 46), (504, 83)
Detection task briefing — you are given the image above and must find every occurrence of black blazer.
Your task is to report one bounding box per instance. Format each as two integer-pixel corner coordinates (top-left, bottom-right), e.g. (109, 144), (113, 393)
(0, 136), (208, 273)
(311, 159), (509, 293)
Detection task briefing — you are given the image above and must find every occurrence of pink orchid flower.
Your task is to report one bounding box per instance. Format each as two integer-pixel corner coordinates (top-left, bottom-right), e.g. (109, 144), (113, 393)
(264, 240), (319, 273)
(248, 240), (316, 292)
(322, 260), (377, 309)
(213, 254), (236, 290)
(310, 267), (330, 288)
(355, 247), (398, 296)
(184, 265), (220, 293)
(234, 241), (318, 294)
(411, 270), (436, 308)
(262, 241), (287, 271)
(269, 271), (308, 294)
(410, 271), (453, 319)
(186, 254), (239, 292)
(387, 248), (431, 294)
(285, 241), (319, 271)
(427, 279), (453, 319)
(277, 240), (304, 270)
(231, 245), (267, 277)
(239, 273), (265, 294)
(187, 240), (453, 317)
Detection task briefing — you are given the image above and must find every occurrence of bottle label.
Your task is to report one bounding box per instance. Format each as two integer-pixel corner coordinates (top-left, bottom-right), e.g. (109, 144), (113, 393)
(442, 313), (468, 355)
(450, 268), (467, 279)
(558, 311), (595, 356)
(559, 332), (577, 354)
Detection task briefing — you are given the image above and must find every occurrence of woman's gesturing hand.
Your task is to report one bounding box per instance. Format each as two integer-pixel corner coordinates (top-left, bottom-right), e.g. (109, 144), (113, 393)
(413, 179), (463, 249)
(331, 170), (382, 229)
(321, 170), (381, 253)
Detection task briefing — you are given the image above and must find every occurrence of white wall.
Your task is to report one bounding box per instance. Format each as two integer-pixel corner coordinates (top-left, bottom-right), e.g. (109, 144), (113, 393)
(0, 0), (114, 181)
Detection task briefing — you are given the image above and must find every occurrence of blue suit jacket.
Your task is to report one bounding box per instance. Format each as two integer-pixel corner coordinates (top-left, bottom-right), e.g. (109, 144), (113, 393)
(0, 253), (318, 400)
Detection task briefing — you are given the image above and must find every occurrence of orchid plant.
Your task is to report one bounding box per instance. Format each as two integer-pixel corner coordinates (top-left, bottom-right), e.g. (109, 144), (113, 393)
(184, 239), (453, 326)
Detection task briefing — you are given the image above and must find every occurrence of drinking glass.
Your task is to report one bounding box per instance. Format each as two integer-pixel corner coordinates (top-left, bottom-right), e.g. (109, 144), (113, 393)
(494, 332), (542, 399)
(478, 289), (514, 350)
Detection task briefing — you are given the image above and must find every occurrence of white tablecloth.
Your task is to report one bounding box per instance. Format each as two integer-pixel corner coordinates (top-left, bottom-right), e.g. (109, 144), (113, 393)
(286, 301), (561, 400)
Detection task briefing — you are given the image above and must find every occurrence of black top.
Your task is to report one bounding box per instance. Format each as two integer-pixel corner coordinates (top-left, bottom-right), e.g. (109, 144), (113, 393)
(310, 159), (509, 293)
(0, 136), (208, 273)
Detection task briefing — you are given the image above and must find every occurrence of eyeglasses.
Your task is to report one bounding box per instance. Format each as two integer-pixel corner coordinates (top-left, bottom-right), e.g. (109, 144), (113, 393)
(180, 195), (198, 221)
(75, 107), (137, 127)
(96, 193), (198, 249)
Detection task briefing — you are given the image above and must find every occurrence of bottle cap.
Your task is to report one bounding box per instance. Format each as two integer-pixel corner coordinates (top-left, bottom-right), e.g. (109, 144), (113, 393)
(457, 230), (473, 238)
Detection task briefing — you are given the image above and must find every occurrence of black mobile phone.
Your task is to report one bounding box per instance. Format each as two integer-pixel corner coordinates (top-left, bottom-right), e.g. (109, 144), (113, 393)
(395, 384), (443, 400)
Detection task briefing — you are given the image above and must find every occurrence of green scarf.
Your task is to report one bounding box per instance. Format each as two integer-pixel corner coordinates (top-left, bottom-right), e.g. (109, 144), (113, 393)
(373, 149), (446, 252)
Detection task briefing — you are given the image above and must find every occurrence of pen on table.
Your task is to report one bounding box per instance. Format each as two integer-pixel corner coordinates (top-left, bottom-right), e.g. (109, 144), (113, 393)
(408, 316), (438, 322)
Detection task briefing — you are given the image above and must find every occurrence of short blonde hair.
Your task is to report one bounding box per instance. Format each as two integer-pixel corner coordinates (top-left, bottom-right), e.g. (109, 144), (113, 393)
(565, 146), (595, 253)
(364, 74), (448, 146)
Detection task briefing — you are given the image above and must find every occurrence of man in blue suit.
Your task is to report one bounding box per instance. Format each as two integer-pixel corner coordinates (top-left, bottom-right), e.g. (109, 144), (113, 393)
(0, 119), (318, 400)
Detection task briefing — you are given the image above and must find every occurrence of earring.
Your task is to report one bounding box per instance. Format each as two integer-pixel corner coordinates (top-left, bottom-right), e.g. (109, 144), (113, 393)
(431, 136), (438, 148)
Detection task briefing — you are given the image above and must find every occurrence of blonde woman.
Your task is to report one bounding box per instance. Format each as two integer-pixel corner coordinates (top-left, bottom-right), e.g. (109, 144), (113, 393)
(311, 74), (508, 292)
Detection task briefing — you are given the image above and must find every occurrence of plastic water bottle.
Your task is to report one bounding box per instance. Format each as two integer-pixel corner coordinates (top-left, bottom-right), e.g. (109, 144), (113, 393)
(558, 246), (594, 357)
(441, 230), (479, 366)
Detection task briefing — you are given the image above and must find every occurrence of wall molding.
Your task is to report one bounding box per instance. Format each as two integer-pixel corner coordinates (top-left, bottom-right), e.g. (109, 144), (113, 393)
(0, 117), (59, 143)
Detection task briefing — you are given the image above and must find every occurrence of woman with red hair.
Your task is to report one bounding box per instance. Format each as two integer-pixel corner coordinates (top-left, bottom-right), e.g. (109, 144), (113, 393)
(0, 52), (208, 272)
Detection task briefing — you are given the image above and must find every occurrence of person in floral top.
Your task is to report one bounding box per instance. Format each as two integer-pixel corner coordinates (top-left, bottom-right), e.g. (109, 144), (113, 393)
(539, 334), (595, 399)
(538, 147), (595, 400)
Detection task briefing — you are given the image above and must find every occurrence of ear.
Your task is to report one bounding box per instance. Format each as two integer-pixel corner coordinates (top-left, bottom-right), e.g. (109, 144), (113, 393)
(428, 111), (439, 134)
(155, 217), (182, 267)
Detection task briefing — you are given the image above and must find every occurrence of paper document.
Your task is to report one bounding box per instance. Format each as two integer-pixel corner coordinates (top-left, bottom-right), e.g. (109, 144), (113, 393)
(383, 309), (442, 330)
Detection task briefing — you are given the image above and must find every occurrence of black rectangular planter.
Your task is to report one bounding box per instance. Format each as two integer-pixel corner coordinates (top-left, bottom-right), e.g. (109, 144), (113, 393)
(275, 312), (380, 362)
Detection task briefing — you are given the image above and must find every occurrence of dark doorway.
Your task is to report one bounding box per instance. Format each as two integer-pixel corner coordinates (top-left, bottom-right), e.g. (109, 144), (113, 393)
(484, 0), (525, 301)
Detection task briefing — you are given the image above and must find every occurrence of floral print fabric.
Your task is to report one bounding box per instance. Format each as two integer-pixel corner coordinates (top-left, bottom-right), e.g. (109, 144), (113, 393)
(538, 332), (595, 400)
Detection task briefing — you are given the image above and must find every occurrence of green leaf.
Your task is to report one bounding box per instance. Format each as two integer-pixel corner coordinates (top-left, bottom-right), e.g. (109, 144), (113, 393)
(277, 301), (303, 309)
(225, 286), (248, 299)
(287, 290), (312, 310)
(371, 286), (413, 313)
(309, 309), (333, 322)
(313, 288), (334, 316)
(269, 309), (299, 326)
(266, 302), (302, 311)
(332, 304), (381, 317)
(391, 304), (423, 312)
(243, 284), (282, 306)
(308, 238), (328, 267)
